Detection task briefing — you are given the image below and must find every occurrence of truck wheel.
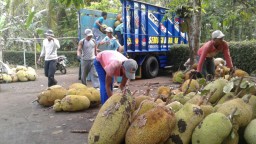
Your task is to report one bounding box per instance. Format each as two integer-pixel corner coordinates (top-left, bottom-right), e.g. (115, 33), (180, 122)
(143, 56), (159, 78)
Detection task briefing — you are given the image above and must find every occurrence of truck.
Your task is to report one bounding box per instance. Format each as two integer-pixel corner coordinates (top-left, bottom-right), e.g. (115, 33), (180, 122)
(78, 0), (188, 79)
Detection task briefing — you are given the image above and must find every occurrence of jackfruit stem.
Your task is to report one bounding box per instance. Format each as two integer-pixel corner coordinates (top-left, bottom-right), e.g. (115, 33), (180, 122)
(132, 90), (138, 96)
(235, 77), (244, 95)
(228, 107), (238, 121)
(242, 94), (251, 103)
(145, 87), (150, 96)
(228, 66), (236, 79)
(70, 130), (88, 133)
(184, 76), (193, 95)
(205, 88), (217, 104)
(45, 106), (53, 110)
(32, 99), (38, 103)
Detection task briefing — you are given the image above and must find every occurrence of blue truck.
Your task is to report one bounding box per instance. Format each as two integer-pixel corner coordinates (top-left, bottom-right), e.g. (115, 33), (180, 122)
(78, 0), (188, 78)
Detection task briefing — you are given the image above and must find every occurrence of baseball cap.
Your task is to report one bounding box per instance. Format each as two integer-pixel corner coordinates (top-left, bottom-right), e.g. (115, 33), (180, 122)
(123, 59), (138, 79)
(105, 27), (113, 33)
(212, 30), (225, 39)
(84, 29), (93, 37)
(44, 29), (54, 37)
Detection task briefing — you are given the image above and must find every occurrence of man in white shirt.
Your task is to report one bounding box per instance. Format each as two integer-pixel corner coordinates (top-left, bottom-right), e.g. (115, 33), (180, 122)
(37, 29), (60, 87)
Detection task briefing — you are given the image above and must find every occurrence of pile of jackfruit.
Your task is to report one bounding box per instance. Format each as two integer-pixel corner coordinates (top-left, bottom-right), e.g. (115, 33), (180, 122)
(87, 70), (256, 144)
(37, 83), (100, 112)
(0, 65), (37, 83)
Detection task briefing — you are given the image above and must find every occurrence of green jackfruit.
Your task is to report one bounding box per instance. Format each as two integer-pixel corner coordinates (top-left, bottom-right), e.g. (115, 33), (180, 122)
(173, 71), (185, 84)
(244, 119), (256, 144)
(181, 79), (200, 93)
(217, 98), (253, 127)
(167, 103), (204, 144)
(126, 106), (176, 144)
(132, 99), (157, 121)
(203, 78), (228, 104)
(88, 92), (135, 144)
(166, 101), (183, 113)
(192, 112), (232, 144)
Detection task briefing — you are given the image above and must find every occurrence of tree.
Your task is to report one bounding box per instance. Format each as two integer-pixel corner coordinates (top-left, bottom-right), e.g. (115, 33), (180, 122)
(166, 0), (203, 69)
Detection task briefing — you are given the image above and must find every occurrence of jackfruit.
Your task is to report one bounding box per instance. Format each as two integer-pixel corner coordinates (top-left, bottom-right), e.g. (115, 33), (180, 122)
(203, 78), (228, 104)
(132, 99), (157, 121)
(173, 71), (185, 84)
(2, 74), (12, 83)
(27, 70), (37, 81)
(233, 69), (249, 77)
(126, 106), (176, 144)
(242, 95), (256, 119)
(157, 86), (171, 100)
(167, 103), (204, 144)
(192, 112), (233, 144)
(172, 92), (196, 104)
(134, 95), (151, 110)
(166, 101), (183, 113)
(16, 70), (28, 82)
(217, 98), (253, 127)
(217, 92), (235, 104)
(181, 79), (199, 94)
(244, 119), (256, 144)
(37, 85), (67, 107)
(88, 92), (135, 144)
(68, 83), (87, 90)
(53, 95), (90, 112)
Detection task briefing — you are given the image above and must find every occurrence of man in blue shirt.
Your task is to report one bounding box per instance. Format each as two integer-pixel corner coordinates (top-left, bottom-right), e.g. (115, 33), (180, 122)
(92, 12), (107, 44)
(115, 22), (124, 46)
(98, 27), (121, 51)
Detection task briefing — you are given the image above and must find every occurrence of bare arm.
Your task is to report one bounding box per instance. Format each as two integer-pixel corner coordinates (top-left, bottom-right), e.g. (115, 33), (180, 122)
(77, 40), (83, 57)
(96, 20), (102, 28)
(120, 76), (128, 90)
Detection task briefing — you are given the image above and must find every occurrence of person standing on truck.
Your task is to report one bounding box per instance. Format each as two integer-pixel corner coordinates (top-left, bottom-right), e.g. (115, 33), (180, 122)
(115, 22), (124, 46)
(77, 29), (99, 88)
(196, 30), (233, 77)
(94, 50), (138, 104)
(92, 12), (107, 44)
(98, 27), (122, 51)
(37, 29), (60, 87)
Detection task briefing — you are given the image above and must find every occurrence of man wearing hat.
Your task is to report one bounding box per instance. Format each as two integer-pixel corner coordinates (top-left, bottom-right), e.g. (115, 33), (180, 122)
(98, 27), (122, 51)
(98, 27), (123, 87)
(38, 29), (60, 87)
(196, 30), (233, 77)
(77, 29), (99, 88)
(94, 50), (138, 104)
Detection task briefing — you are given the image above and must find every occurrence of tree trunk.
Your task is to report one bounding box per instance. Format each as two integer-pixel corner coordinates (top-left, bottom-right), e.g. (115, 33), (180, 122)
(187, 0), (202, 68)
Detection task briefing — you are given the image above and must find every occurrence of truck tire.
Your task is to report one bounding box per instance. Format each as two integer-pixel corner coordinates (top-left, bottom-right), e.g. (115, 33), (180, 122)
(143, 56), (159, 78)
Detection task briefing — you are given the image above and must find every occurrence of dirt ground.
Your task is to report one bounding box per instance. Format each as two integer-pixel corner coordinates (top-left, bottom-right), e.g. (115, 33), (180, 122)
(0, 67), (178, 144)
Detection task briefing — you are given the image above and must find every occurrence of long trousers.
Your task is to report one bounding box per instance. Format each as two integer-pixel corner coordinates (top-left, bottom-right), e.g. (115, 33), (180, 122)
(81, 59), (99, 88)
(44, 60), (57, 87)
(94, 59), (114, 104)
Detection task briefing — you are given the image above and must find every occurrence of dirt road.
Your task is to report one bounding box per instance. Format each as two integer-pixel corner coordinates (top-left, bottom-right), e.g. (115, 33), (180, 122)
(0, 67), (177, 144)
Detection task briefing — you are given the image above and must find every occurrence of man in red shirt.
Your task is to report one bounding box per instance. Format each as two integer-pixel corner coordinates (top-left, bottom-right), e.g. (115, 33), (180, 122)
(197, 30), (233, 77)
